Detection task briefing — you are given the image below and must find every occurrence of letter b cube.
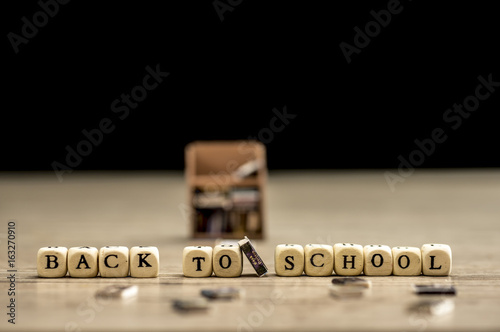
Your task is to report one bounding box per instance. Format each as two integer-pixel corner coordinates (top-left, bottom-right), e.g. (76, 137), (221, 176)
(37, 246), (68, 278)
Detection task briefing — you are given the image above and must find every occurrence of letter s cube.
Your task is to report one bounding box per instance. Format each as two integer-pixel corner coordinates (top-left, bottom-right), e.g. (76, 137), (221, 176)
(275, 244), (304, 276)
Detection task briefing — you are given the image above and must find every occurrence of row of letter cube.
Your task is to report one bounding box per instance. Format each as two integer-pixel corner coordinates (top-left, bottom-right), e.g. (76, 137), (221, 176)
(37, 246), (159, 278)
(275, 243), (451, 276)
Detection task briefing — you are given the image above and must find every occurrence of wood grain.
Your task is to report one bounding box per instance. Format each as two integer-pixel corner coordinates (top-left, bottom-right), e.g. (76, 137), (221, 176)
(1, 170), (499, 331)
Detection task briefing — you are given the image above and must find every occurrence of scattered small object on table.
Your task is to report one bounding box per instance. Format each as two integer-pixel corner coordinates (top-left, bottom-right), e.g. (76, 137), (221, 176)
(201, 287), (244, 300)
(408, 299), (455, 316)
(329, 284), (369, 298)
(172, 298), (210, 311)
(238, 236), (268, 277)
(331, 277), (372, 288)
(413, 284), (456, 295)
(329, 277), (371, 298)
(95, 285), (138, 300)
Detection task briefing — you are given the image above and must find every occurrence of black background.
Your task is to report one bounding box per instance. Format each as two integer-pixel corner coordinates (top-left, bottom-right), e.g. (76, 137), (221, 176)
(3, 1), (499, 171)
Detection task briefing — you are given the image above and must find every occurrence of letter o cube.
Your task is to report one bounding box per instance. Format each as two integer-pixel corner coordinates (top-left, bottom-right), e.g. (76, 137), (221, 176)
(421, 243), (452, 276)
(99, 246), (129, 277)
(363, 244), (393, 276)
(333, 243), (363, 276)
(68, 246), (99, 278)
(392, 246), (422, 276)
(37, 246), (68, 278)
(213, 244), (243, 277)
(183, 246), (213, 277)
(304, 244), (334, 276)
(130, 246), (160, 278)
(275, 244), (304, 276)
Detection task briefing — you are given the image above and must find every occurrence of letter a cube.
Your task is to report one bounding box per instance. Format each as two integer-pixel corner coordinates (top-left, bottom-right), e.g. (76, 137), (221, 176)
(68, 246), (99, 277)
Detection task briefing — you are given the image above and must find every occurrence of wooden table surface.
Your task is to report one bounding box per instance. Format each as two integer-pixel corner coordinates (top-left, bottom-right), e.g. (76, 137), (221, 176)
(1, 170), (499, 331)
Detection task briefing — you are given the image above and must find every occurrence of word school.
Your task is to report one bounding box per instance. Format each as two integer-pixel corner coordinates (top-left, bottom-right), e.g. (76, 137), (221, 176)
(37, 243), (451, 278)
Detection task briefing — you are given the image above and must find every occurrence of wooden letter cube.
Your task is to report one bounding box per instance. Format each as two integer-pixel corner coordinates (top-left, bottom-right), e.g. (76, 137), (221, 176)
(37, 246), (68, 278)
(99, 246), (129, 277)
(421, 244), (452, 276)
(363, 244), (393, 276)
(212, 244), (243, 277)
(304, 244), (334, 276)
(130, 246), (160, 278)
(183, 246), (213, 277)
(333, 243), (363, 276)
(68, 246), (99, 278)
(392, 246), (422, 276)
(274, 244), (304, 276)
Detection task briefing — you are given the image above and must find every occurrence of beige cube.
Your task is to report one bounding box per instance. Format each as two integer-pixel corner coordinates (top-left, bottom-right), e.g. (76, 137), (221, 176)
(275, 244), (304, 276)
(333, 243), (363, 276)
(37, 246), (68, 278)
(421, 244), (452, 276)
(67, 246), (99, 278)
(99, 246), (129, 277)
(130, 246), (160, 278)
(183, 246), (213, 277)
(213, 244), (243, 277)
(304, 244), (334, 276)
(363, 244), (393, 276)
(392, 246), (422, 276)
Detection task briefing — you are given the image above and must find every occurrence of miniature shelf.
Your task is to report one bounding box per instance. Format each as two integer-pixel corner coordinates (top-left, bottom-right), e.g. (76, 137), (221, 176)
(185, 140), (267, 239)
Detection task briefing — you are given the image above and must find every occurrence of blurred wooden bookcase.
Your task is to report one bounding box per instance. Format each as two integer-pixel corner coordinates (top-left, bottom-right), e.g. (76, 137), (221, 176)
(185, 140), (267, 239)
